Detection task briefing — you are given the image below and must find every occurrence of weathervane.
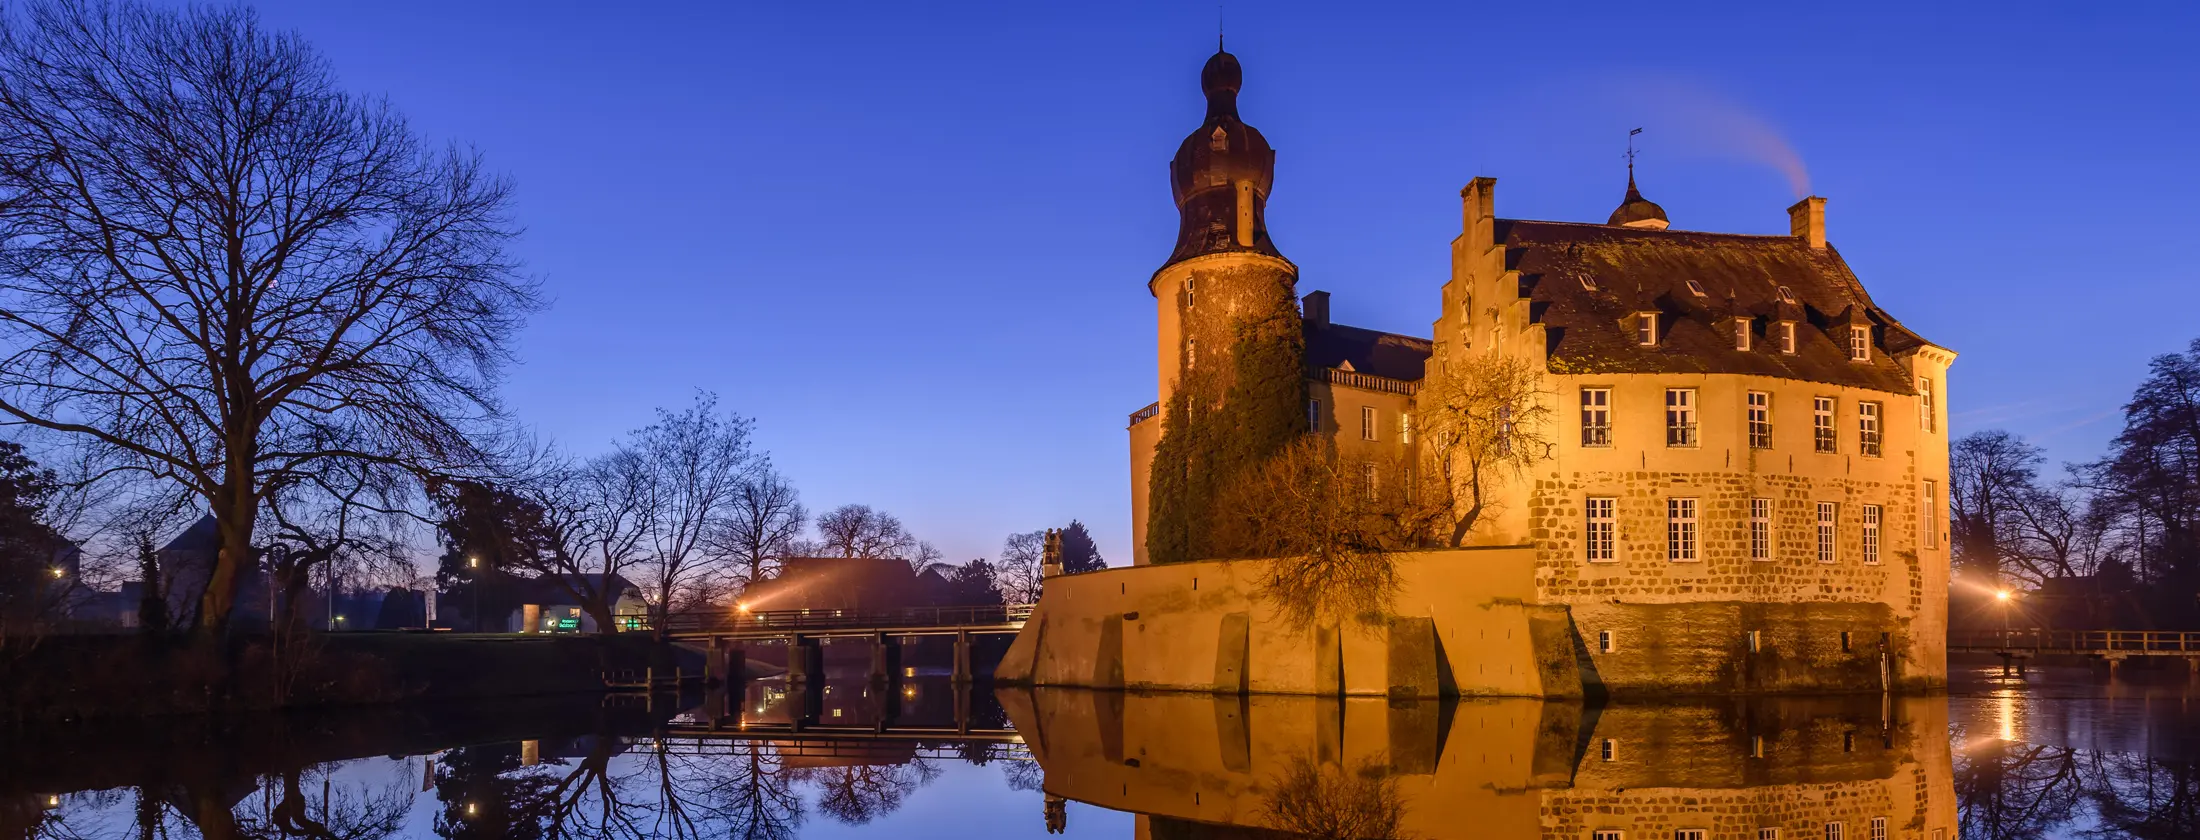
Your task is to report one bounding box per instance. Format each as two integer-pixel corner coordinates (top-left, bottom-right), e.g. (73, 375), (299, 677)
(1626, 127), (1643, 180)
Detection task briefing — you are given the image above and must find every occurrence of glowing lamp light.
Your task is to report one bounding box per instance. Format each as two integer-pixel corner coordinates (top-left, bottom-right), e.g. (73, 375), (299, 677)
(466, 803), (478, 817)
(45, 794), (59, 807)
(736, 602), (750, 614)
(50, 567), (64, 579)
(1995, 590), (2012, 603)
(468, 556), (479, 569)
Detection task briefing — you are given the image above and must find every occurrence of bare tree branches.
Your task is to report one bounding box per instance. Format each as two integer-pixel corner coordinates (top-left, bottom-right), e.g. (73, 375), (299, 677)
(0, 1), (538, 635)
(1417, 350), (1551, 546)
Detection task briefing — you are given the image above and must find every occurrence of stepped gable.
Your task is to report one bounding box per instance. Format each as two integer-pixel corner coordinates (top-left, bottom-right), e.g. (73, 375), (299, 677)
(1501, 219), (1931, 394)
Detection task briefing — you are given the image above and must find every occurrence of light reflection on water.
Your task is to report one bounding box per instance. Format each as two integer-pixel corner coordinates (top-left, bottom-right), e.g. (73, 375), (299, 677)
(3, 661), (2195, 838)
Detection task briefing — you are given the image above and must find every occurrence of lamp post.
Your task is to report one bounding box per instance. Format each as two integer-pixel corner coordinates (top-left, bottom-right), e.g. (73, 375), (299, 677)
(469, 555), (481, 633)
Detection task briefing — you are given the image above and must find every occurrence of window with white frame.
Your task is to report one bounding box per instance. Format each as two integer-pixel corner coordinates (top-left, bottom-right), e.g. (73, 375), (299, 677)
(1307, 399), (1321, 432)
(1923, 480), (1940, 549)
(1760, 827), (1782, 840)
(1686, 278), (1708, 297)
(1817, 502), (1838, 564)
(1850, 325), (1871, 361)
(1361, 463), (1378, 501)
(1185, 278), (1196, 309)
(1862, 505), (1882, 565)
(1777, 285), (1797, 304)
(1750, 498), (1773, 561)
(1919, 376), (1936, 432)
(1581, 388), (1612, 446)
(1666, 388), (1698, 447)
(1825, 823), (1844, 840)
(1361, 405), (1377, 441)
(1600, 739), (1618, 762)
(1669, 498), (1700, 562)
(1592, 831), (1624, 840)
(1747, 391), (1772, 449)
(1736, 318), (1753, 351)
(1637, 312), (1659, 346)
(1779, 321), (1797, 354)
(1676, 831), (1708, 840)
(1869, 817), (1887, 840)
(1858, 402), (1882, 457)
(1814, 397), (1837, 453)
(1597, 630), (1615, 653)
(1586, 497), (1617, 562)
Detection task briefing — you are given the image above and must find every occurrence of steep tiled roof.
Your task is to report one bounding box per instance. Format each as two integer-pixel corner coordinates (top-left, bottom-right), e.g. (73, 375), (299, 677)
(1499, 219), (1933, 393)
(1304, 321), (1431, 382)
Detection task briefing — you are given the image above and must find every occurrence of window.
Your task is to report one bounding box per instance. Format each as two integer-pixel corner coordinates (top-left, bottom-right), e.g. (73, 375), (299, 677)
(1669, 498), (1700, 562)
(1747, 391), (1772, 449)
(1637, 312), (1659, 346)
(1185, 278), (1195, 308)
(1869, 817), (1887, 840)
(1776, 285), (1797, 304)
(1600, 739), (1618, 762)
(1399, 412), (1414, 444)
(1747, 630), (1763, 653)
(1923, 480), (1940, 549)
(1817, 502), (1838, 564)
(1685, 278), (1707, 297)
(1736, 318), (1752, 351)
(1919, 376), (1936, 432)
(1307, 399), (1321, 432)
(1581, 388), (1612, 447)
(1850, 325), (1872, 361)
(1497, 404), (1515, 456)
(1862, 505), (1882, 565)
(1676, 831), (1708, 840)
(1841, 631), (1853, 653)
(1666, 388), (1698, 447)
(1826, 823), (1844, 840)
(1593, 832), (1624, 840)
(1750, 498), (1773, 561)
(1778, 321), (1797, 354)
(1858, 402), (1882, 457)
(1186, 338), (1197, 370)
(1813, 397), (1837, 453)
(1586, 497), (1617, 562)
(1361, 463), (1378, 501)
(1597, 630), (1615, 653)
(1361, 405), (1377, 441)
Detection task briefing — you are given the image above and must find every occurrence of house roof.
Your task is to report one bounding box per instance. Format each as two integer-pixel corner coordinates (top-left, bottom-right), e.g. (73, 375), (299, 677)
(160, 515), (219, 554)
(1498, 219), (1936, 393)
(513, 573), (640, 606)
(1304, 321), (1432, 382)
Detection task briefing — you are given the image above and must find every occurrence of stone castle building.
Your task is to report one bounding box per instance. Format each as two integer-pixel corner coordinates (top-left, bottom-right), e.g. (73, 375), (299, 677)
(1121, 47), (1954, 691)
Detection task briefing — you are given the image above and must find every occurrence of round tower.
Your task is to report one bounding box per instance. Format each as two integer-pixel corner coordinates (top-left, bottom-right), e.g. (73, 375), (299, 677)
(1151, 47), (1299, 405)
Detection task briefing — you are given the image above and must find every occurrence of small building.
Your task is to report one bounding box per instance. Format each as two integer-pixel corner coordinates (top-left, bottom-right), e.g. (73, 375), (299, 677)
(738, 557), (954, 613)
(503, 573), (649, 633)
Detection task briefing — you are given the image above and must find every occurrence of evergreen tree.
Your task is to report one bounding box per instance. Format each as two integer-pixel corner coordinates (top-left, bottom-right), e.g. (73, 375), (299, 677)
(1058, 520), (1106, 573)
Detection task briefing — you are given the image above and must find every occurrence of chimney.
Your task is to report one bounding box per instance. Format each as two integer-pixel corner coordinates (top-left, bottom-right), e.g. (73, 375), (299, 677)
(1302, 290), (1330, 329)
(1788, 196), (1827, 249)
(1462, 176), (1497, 232)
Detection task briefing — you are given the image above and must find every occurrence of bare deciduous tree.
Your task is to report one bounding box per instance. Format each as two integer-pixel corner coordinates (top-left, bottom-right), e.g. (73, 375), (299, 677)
(626, 394), (760, 631)
(711, 468), (805, 593)
(1221, 437), (1446, 628)
(1417, 351), (1551, 546)
(813, 504), (918, 565)
(0, 1), (538, 637)
(995, 530), (1045, 605)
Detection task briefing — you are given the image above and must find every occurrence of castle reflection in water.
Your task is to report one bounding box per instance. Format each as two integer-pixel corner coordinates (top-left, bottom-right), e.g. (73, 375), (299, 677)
(12, 668), (2200, 838)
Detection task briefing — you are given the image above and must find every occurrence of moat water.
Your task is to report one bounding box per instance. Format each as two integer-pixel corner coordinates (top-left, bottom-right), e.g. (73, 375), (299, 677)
(4, 661), (2195, 839)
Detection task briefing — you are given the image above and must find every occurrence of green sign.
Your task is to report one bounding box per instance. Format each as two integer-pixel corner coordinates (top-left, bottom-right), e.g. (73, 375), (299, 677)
(555, 617), (579, 630)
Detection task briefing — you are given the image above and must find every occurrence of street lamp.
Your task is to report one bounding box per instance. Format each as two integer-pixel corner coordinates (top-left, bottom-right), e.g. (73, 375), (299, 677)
(468, 556), (483, 633)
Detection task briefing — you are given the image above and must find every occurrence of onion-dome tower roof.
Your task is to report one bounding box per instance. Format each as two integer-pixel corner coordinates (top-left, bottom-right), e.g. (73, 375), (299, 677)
(1163, 46), (1283, 268)
(1607, 172), (1670, 230)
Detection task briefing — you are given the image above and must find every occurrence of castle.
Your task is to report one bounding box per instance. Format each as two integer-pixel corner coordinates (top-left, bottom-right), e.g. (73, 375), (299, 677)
(1118, 47), (1954, 692)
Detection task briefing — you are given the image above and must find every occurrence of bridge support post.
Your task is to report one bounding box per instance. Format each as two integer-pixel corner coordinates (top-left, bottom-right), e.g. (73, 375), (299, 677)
(870, 632), (892, 685)
(787, 634), (810, 685)
(704, 636), (721, 684)
(955, 679), (971, 735)
(2000, 653), (2012, 676)
(952, 630), (972, 684)
(2016, 656), (2027, 677)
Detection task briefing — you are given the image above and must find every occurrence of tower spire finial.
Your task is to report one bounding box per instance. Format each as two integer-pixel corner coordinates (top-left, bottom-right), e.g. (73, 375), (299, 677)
(1626, 127), (1642, 187)
(1218, 3), (1225, 51)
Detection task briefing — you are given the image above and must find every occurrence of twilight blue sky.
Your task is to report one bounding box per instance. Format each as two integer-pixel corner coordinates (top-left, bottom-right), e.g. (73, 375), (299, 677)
(236, 0), (2197, 566)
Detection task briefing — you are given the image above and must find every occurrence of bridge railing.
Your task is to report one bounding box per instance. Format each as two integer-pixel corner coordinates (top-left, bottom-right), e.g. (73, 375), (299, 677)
(656, 603), (1035, 635)
(1952, 629), (2200, 653)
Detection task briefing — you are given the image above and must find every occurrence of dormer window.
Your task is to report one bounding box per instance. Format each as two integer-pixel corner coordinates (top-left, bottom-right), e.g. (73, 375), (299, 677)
(1186, 278), (1195, 309)
(1734, 319), (1752, 351)
(1778, 321), (1797, 355)
(1776, 286), (1797, 304)
(1636, 312), (1659, 346)
(1209, 126), (1229, 152)
(1849, 325), (1871, 361)
(1685, 279), (1708, 297)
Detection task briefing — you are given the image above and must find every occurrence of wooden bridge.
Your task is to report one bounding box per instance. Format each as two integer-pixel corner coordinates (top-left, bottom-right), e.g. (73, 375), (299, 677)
(1950, 630), (2200, 675)
(657, 604), (1034, 686)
